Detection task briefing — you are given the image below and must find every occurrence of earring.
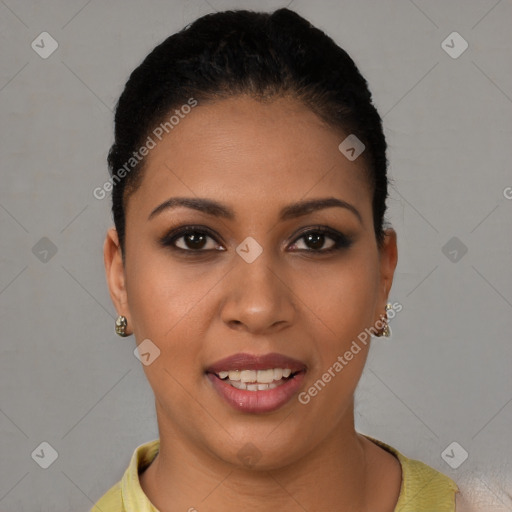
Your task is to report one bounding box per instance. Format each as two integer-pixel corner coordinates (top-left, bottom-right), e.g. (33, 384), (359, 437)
(115, 315), (129, 337)
(376, 303), (392, 338)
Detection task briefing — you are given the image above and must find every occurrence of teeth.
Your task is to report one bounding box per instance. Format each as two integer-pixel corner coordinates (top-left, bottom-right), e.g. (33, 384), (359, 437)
(240, 370), (257, 383)
(228, 380), (282, 391)
(215, 367), (299, 390)
(255, 369), (274, 383)
(223, 368), (295, 383)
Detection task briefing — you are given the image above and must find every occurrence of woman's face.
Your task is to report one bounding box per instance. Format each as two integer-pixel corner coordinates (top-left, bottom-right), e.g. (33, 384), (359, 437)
(105, 94), (397, 469)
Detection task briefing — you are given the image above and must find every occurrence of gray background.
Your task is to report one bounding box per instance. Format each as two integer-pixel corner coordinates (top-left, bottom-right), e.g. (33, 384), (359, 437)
(1, 1), (511, 510)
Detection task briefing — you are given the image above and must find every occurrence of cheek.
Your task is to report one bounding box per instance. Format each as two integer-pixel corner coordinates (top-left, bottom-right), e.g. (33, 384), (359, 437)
(125, 247), (207, 338)
(295, 259), (378, 420)
(124, 255), (212, 413)
(293, 253), (379, 347)
(124, 249), (225, 382)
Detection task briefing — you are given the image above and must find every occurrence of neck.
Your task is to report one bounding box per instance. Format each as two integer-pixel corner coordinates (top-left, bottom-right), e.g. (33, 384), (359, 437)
(140, 404), (378, 511)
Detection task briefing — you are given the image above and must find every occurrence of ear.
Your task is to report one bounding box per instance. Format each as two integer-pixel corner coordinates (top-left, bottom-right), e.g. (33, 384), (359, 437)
(373, 227), (398, 324)
(104, 227), (131, 332)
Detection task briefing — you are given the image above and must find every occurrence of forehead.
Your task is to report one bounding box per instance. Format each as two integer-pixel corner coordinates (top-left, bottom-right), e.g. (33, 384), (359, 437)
(127, 95), (372, 220)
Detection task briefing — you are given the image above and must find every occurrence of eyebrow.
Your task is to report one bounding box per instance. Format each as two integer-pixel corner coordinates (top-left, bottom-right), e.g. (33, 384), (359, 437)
(148, 196), (362, 224)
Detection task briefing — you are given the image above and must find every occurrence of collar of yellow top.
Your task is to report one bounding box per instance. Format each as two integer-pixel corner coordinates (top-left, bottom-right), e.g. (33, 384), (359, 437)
(120, 435), (459, 511)
(120, 438), (160, 512)
(362, 434), (459, 511)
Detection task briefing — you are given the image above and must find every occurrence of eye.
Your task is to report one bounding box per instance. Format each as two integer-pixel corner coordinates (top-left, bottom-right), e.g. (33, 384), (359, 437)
(288, 227), (352, 253)
(159, 226), (225, 253)
(159, 225), (352, 255)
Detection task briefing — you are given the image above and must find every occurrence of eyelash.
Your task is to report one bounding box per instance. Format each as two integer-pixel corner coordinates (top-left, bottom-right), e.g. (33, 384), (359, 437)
(158, 224), (353, 255)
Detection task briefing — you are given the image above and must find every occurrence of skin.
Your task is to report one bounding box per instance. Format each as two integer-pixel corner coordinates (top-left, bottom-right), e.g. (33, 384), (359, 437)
(104, 94), (400, 511)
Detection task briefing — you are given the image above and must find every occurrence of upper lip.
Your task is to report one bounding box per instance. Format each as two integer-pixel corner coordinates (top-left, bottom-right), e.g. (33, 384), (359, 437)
(205, 352), (307, 374)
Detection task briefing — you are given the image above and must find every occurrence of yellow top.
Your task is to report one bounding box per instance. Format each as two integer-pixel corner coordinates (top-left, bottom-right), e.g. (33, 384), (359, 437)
(91, 434), (459, 511)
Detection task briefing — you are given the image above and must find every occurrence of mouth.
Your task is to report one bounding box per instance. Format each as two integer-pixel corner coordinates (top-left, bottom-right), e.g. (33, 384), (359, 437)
(211, 367), (303, 391)
(205, 352), (307, 413)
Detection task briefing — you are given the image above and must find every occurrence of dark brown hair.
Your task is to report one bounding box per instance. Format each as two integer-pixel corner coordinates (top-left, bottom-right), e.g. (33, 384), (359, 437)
(107, 8), (390, 253)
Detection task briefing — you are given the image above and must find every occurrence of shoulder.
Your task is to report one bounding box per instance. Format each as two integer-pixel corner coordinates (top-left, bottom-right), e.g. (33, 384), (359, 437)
(90, 481), (123, 512)
(362, 434), (459, 511)
(90, 439), (160, 512)
(394, 448), (458, 510)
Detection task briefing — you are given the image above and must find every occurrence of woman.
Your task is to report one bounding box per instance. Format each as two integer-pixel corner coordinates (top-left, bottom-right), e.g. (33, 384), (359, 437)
(94, 7), (464, 511)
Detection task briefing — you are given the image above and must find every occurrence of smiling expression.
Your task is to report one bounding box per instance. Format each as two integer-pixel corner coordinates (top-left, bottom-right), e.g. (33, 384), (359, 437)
(104, 93), (397, 469)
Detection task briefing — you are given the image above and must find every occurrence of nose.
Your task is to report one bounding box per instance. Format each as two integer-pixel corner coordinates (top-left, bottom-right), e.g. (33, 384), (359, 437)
(220, 249), (296, 335)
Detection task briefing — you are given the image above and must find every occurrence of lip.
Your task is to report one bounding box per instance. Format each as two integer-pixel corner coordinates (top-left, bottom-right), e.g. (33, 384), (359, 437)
(205, 352), (307, 374)
(205, 352), (307, 414)
(207, 371), (306, 414)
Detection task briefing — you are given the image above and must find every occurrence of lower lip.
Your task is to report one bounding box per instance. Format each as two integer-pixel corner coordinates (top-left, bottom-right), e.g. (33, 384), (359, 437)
(207, 371), (306, 414)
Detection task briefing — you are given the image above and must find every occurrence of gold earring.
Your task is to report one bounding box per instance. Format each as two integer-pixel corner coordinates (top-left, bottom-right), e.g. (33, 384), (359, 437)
(376, 303), (392, 338)
(115, 315), (129, 337)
